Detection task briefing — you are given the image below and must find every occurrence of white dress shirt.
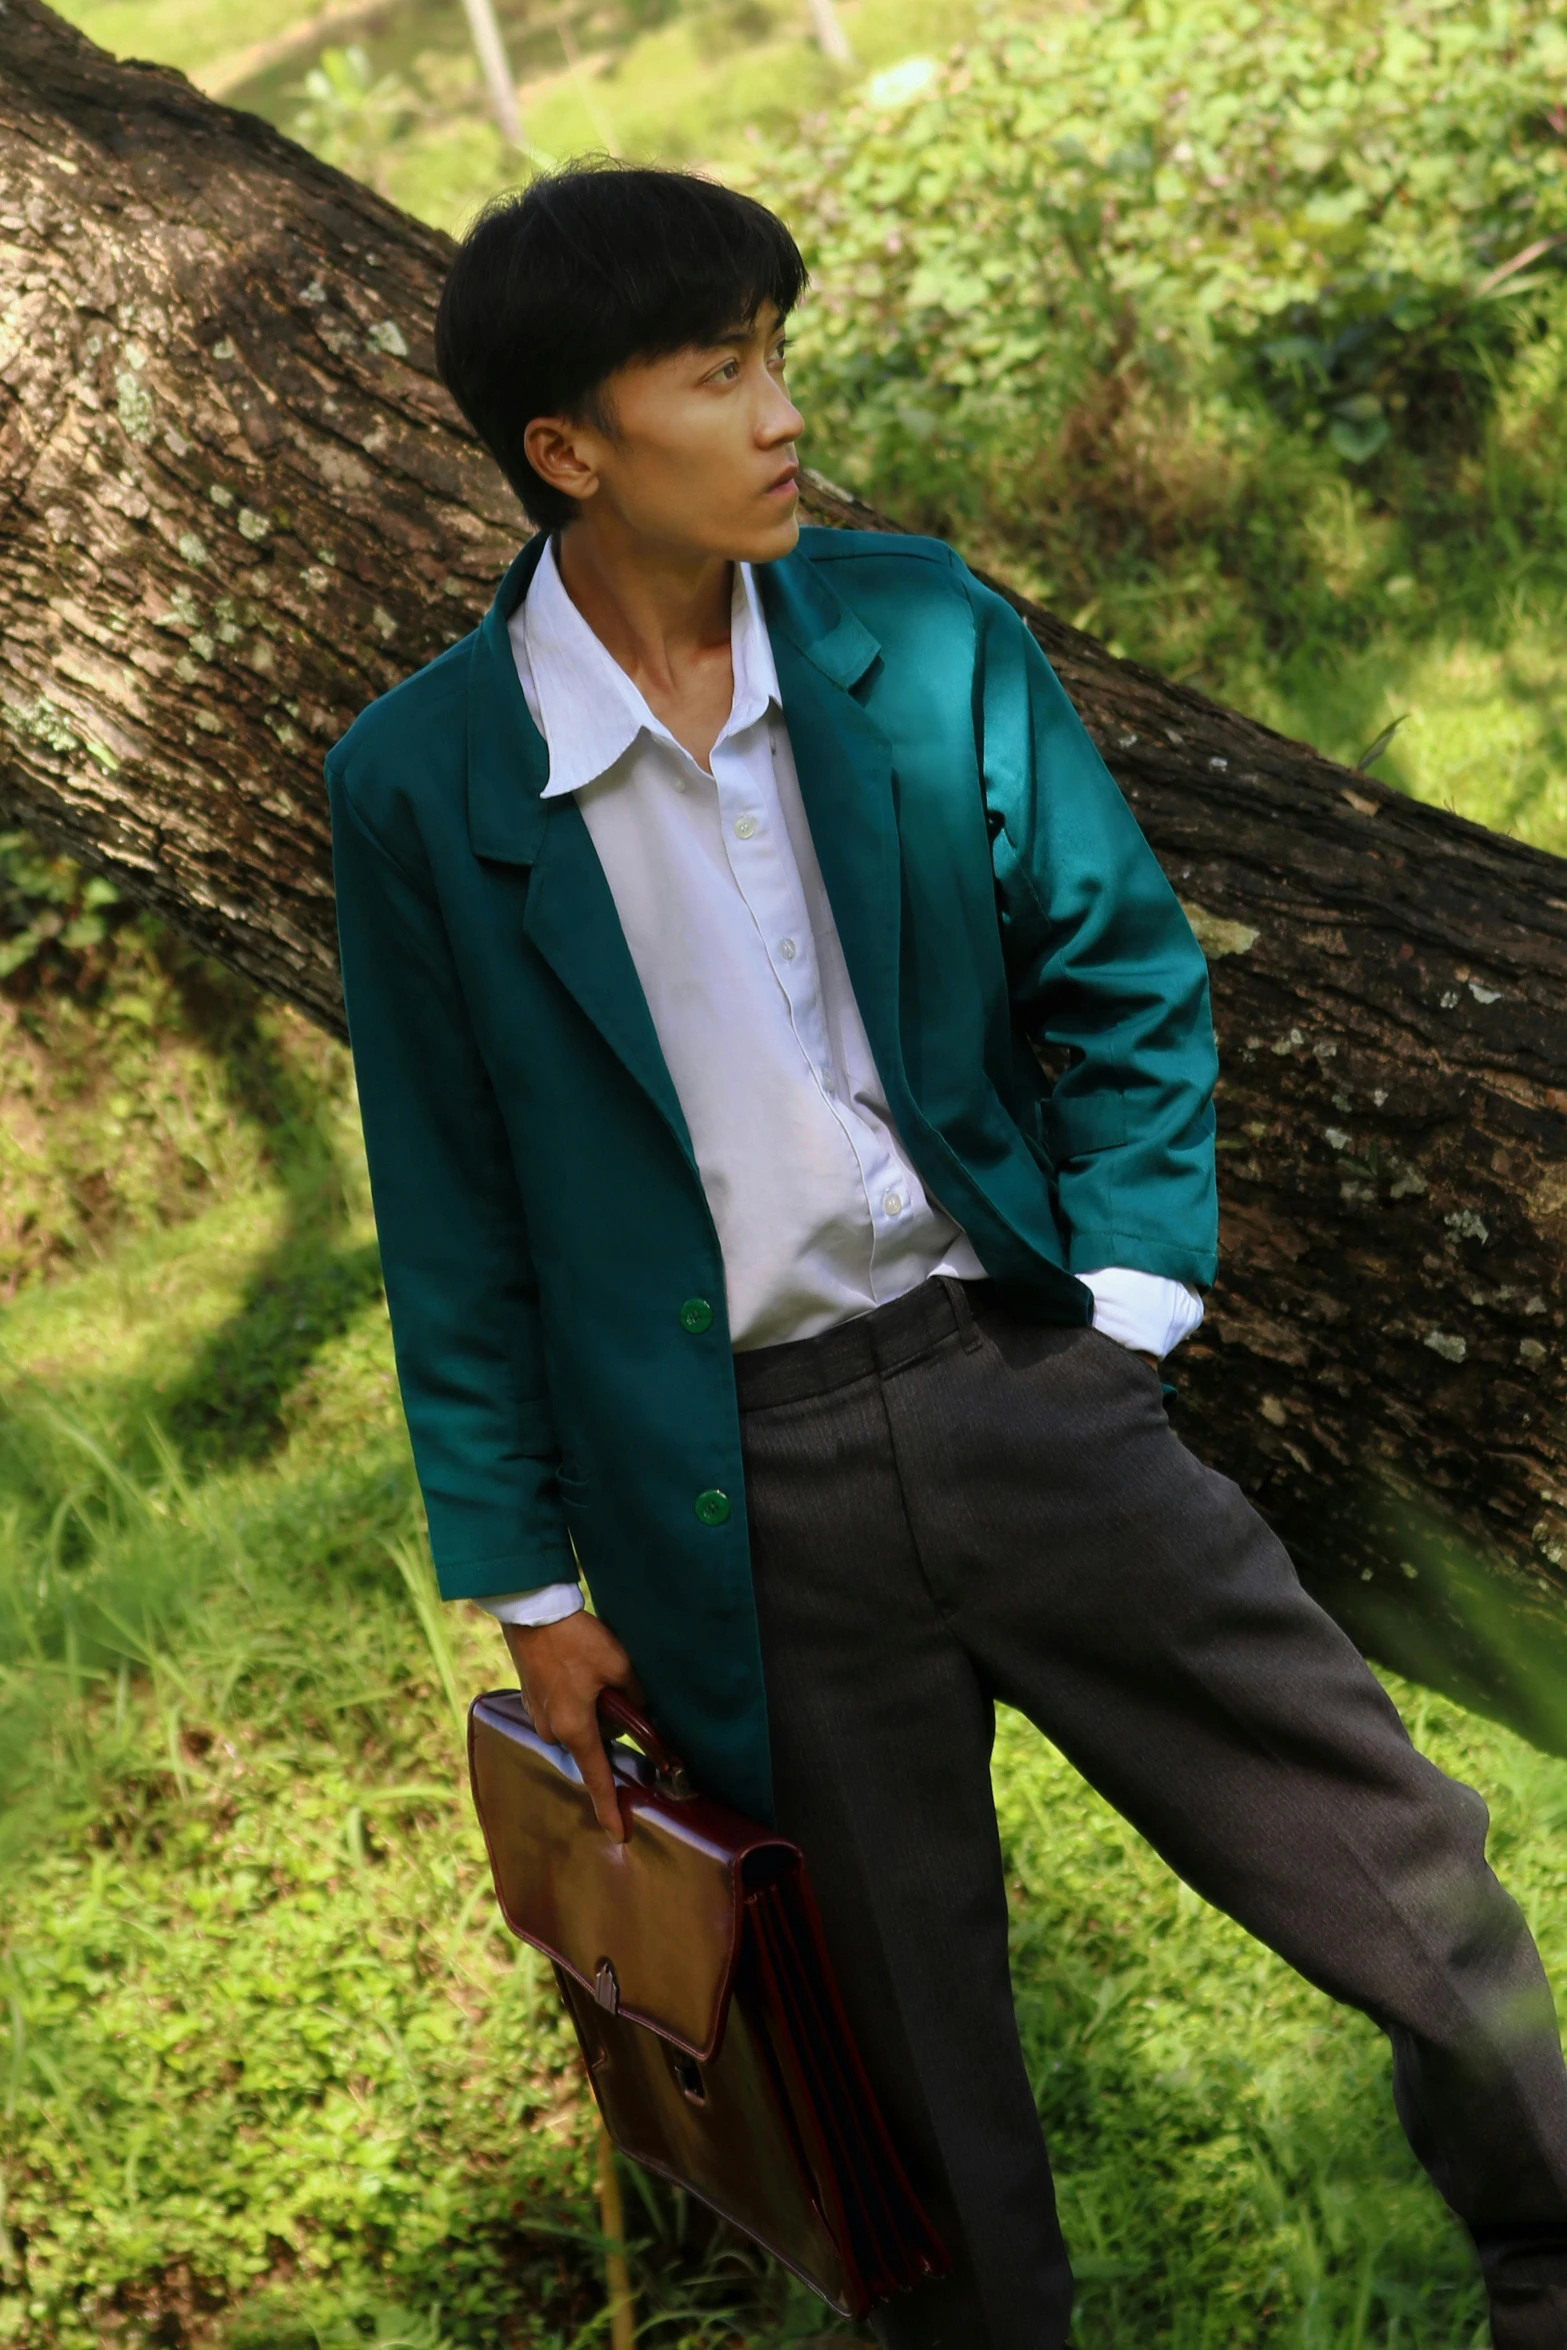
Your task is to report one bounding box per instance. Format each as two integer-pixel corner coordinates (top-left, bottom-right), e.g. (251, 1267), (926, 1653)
(479, 542), (1201, 1627)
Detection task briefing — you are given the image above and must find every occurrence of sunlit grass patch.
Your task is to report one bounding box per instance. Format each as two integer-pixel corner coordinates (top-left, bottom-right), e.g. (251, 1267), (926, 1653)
(1367, 623), (1567, 853)
(2, 960), (1559, 2350)
(58, 0), (319, 75)
(1223, 596), (1567, 857)
(0, 1189), (294, 1386)
(994, 1685), (1565, 2346)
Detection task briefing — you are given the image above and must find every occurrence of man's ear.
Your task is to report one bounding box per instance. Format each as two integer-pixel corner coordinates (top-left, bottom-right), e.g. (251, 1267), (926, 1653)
(524, 415), (601, 507)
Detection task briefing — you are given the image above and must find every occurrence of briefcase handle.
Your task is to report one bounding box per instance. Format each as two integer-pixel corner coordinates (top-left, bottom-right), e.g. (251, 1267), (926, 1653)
(597, 1687), (696, 1801)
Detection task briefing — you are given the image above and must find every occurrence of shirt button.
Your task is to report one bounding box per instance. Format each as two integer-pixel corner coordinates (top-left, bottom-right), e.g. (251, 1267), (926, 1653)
(821, 1069), (835, 1095)
(733, 814), (758, 840)
(779, 937), (797, 961)
(694, 1487), (731, 1527)
(679, 1296), (714, 1334)
(883, 1189), (905, 1216)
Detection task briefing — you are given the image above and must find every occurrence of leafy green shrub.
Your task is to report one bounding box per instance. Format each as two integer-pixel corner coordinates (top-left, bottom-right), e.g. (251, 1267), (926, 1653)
(760, 0), (1567, 692)
(288, 46), (427, 195)
(0, 834), (130, 989)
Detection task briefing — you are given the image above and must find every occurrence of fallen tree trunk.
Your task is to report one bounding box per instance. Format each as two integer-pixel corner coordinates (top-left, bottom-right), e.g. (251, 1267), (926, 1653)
(5, 0), (1567, 1743)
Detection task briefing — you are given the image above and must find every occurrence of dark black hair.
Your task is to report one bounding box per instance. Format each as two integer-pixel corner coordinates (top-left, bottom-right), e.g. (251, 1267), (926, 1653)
(435, 162), (808, 530)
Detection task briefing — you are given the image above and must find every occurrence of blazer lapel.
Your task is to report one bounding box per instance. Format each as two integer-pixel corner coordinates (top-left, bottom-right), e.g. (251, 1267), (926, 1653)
(759, 551), (913, 1115)
(465, 539), (696, 1169)
(523, 804), (696, 1161)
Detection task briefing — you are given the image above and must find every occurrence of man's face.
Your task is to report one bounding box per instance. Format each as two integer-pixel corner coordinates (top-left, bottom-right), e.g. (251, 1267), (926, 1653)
(527, 303), (804, 563)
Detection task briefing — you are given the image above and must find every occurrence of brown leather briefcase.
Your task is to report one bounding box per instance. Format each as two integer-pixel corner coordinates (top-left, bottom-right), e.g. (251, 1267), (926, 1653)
(468, 1686), (949, 2318)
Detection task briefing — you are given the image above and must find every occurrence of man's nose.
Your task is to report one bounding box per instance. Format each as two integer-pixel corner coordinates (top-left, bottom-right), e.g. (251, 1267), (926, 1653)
(761, 391), (805, 445)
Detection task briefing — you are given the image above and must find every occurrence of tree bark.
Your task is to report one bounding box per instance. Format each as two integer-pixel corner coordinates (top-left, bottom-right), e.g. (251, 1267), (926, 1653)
(5, 1), (1567, 1742)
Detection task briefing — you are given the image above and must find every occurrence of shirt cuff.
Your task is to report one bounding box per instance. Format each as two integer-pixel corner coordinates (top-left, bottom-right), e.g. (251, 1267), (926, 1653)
(1080, 1266), (1204, 1359)
(471, 1582), (585, 1628)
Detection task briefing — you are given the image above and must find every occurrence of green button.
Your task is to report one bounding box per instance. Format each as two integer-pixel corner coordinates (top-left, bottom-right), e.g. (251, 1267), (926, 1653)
(694, 1487), (731, 1527)
(679, 1296), (714, 1335)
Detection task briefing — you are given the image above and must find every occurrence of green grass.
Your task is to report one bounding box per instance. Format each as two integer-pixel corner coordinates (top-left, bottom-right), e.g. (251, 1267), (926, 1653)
(0, 979), (853, 2350)
(1228, 591), (1567, 851)
(60, 0), (328, 76)
(0, 941), (348, 1304)
(3, 982), (1564, 2347)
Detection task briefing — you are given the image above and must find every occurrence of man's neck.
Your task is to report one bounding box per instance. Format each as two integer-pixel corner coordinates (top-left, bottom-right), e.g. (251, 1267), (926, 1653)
(555, 520), (737, 771)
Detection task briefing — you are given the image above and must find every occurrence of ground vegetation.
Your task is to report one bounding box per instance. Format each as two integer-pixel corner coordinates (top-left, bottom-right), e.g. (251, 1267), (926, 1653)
(5, 1075), (1564, 2344)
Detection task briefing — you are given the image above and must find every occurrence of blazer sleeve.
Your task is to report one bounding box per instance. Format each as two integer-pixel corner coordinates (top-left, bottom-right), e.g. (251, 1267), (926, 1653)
(327, 756), (578, 1603)
(963, 570), (1220, 1288)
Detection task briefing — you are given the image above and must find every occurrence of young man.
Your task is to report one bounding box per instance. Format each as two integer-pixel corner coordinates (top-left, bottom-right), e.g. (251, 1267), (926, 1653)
(326, 164), (1567, 2347)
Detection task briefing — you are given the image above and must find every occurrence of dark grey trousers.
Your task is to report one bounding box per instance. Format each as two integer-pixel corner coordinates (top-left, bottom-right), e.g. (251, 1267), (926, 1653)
(732, 1276), (1567, 2350)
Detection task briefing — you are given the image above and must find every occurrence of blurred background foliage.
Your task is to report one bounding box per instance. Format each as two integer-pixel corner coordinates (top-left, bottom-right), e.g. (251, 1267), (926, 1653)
(3, 0), (1567, 2342)
(762, 0), (1567, 831)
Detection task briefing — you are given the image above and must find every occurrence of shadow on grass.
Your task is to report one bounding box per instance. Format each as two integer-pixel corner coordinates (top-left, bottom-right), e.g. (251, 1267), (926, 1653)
(114, 962), (388, 1475)
(152, 1223), (387, 1469)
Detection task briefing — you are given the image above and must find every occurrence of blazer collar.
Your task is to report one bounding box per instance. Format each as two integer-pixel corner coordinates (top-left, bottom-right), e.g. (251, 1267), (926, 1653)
(465, 532), (551, 865)
(463, 534), (881, 865)
(756, 536), (881, 693)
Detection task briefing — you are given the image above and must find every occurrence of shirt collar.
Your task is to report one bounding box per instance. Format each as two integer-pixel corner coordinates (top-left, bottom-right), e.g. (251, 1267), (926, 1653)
(515, 536), (781, 801)
(729, 555), (780, 734)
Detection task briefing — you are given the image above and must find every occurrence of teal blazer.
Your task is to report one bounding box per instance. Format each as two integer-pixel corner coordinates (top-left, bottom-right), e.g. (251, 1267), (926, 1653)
(326, 528), (1218, 1818)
